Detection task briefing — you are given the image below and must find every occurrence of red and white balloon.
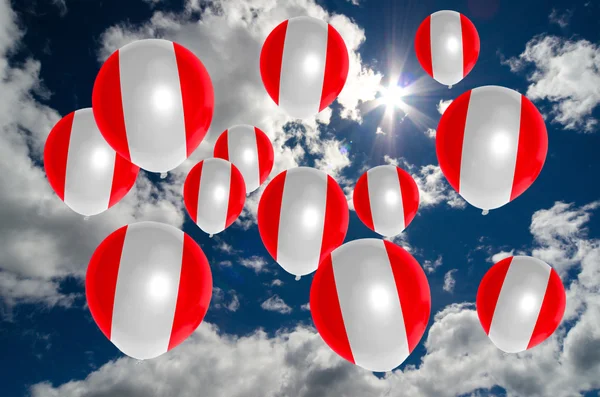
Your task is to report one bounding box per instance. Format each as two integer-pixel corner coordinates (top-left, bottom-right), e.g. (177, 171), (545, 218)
(414, 10), (480, 87)
(183, 158), (246, 237)
(86, 221), (212, 360)
(258, 167), (349, 278)
(436, 86), (548, 213)
(213, 125), (274, 193)
(92, 39), (214, 173)
(477, 256), (566, 353)
(44, 108), (139, 216)
(353, 165), (419, 237)
(260, 16), (349, 119)
(310, 239), (431, 372)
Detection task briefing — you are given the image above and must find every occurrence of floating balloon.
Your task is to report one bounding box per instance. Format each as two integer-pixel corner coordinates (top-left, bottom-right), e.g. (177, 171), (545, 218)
(260, 16), (349, 119)
(92, 39), (214, 173)
(436, 85), (548, 213)
(44, 108), (139, 216)
(414, 10), (480, 87)
(476, 255), (565, 353)
(257, 167), (348, 277)
(213, 125), (274, 193)
(86, 221), (212, 360)
(310, 239), (430, 372)
(183, 158), (246, 236)
(353, 165), (419, 237)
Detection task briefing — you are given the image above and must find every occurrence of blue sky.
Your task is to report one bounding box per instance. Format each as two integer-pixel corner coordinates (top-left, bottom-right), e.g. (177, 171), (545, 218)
(0, 0), (599, 396)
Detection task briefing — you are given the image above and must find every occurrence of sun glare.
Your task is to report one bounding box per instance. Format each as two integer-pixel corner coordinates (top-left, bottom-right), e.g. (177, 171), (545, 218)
(382, 84), (406, 109)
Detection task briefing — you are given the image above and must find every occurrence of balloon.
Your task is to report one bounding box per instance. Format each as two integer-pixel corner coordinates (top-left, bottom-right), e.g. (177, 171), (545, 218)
(436, 85), (548, 213)
(353, 165), (419, 237)
(258, 167), (348, 277)
(260, 16), (349, 119)
(213, 125), (274, 193)
(476, 255), (565, 353)
(44, 108), (139, 216)
(92, 39), (214, 173)
(183, 158), (246, 236)
(310, 238), (430, 372)
(414, 10), (480, 87)
(86, 221), (212, 360)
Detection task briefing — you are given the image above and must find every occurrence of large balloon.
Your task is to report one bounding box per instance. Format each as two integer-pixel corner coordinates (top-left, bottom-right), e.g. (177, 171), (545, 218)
(92, 39), (214, 173)
(213, 125), (274, 193)
(44, 108), (139, 216)
(414, 10), (480, 87)
(476, 255), (566, 353)
(310, 239), (430, 372)
(183, 158), (246, 237)
(353, 165), (419, 237)
(436, 85), (548, 214)
(258, 167), (348, 277)
(86, 221), (212, 360)
(260, 16), (349, 119)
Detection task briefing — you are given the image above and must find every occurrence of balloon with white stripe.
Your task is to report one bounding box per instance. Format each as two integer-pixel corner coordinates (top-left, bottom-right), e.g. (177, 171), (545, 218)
(414, 10), (480, 87)
(260, 16), (349, 119)
(353, 165), (420, 237)
(257, 167), (349, 277)
(213, 125), (274, 193)
(183, 158), (246, 237)
(92, 39), (214, 173)
(310, 239), (431, 372)
(44, 108), (139, 216)
(476, 256), (566, 353)
(86, 221), (213, 360)
(436, 85), (548, 214)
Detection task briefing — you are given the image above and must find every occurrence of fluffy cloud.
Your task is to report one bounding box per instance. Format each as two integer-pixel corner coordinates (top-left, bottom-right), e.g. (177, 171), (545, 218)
(443, 269), (457, 293)
(238, 256), (270, 273)
(424, 128), (436, 139)
(261, 295), (292, 314)
(548, 8), (572, 28)
(423, 255), (443, 274)
(505, 35), (600, 132)
(211, 287), (240, 312)
(436, 99), (452, 115)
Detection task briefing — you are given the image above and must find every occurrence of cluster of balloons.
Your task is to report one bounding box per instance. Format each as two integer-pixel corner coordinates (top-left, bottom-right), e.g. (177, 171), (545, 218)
(41, 10), (566, 370)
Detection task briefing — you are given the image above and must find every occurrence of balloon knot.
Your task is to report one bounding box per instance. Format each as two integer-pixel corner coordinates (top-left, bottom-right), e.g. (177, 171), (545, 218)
(448, 85), (453, 89)
(482, 209), (489, 216)
(160, 173), (168, 179)
(295, 275), (301, 281)
(209, 234), (214, 238)
(84, 216), (90, 221)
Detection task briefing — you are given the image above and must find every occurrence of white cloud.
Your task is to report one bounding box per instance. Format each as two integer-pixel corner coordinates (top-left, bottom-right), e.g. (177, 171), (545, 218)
(211, 287), (240, 312)
(261, 295), (292, 314)
(239, 256), (270, 273)
(301, 302), (310, 311)
(423, 255), (443, 274)
(271, 279), (283, 287)
(346, 0), (360, 6)
(436, 99), (452, 115)
(424, 128), (436, 139)
(443, 269), (457, 293)
(489, 250), (515, 263)
(505, 35), (600, 132)
(314, 139), (351, 179)
(376, 126), (385, 135)
(549, 8), (573, 28)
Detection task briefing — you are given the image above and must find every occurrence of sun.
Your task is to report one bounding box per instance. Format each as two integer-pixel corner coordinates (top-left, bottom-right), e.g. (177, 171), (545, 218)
(381, 84), (407, 109)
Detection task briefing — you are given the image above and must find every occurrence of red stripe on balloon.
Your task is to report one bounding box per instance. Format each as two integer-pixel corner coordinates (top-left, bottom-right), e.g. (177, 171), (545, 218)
(318, 24), (349, 112)
(310, 255), (355, 364)
(476, 256), (513, 335)
(92, 51), (130, 161)
(414, 16), (433, 78)
(509, 95), (548, 201)
(397, 167), (419, 228)
(44, 111), (74, 201)
(436, 89), (471, 192)
(384, 240), (430, 353)
(258, 170), (286, 261)
(213, 129), (229, 161)
(108, 155), (139, 208)
(168, 233), (212, 351)
(85, 224), (128, 340)
(183, 161), (203, 223)
(352, 172), (375, 231)
(459, 14), (480, 77)
(173, 42), (214, 158)
(225, 163), (246, 228)
(319, 176), (349, 266)
(255, 127), (274, 185)
(527, 268), (566, 350)
(260, 20), (288, 105)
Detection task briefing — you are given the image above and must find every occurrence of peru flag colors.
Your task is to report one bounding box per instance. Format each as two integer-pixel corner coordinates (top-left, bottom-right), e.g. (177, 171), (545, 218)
(44, 108), (139, 216)
(257, 167), (349, 277)
(436, 85), (548, 212)
(476, 256), (566, 353)
(213, 125), (274, 193)
(86, 221), (212, 360)
(92, 39), (214, 173)
(183, 158), (246, 236)
(260, 16), (349, 119)
(414, 10), (480, 87)
(353, 165), (420, 237)
(310, 239), (431, 372)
